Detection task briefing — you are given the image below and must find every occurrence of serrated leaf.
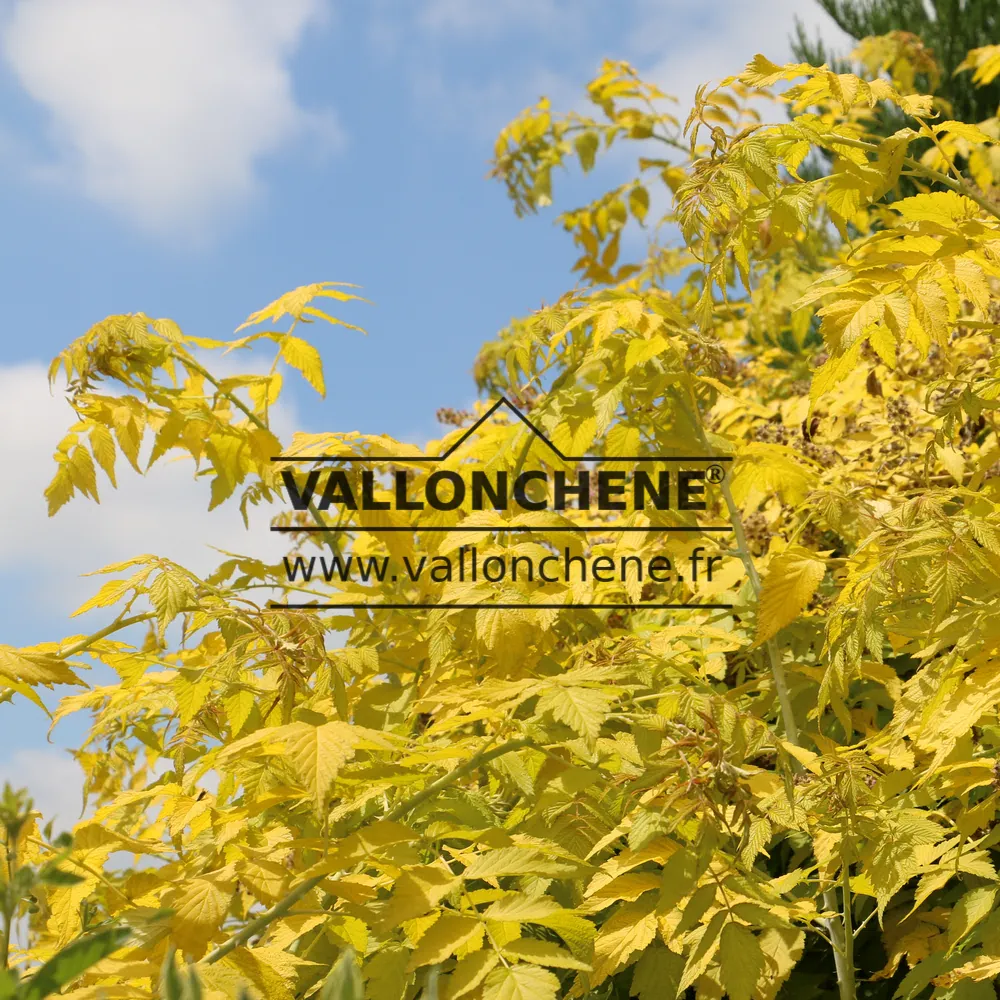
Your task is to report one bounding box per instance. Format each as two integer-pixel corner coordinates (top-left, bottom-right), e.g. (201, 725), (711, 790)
(592, 898), (657, 983)
(483, 894), (563, 922)
(949, 886), (998, 947)
(501, 939), (590, 970)
(719, 922), (764, 1000)
(386, 866), (460, 926)
(755, 546), (826, 645)
(168, 878), (232, 954)
(284, 720), (364, 811)
(630, 944), (684, 1000)
(89, 423), (117, 487)
(281, 335), (326, 396)
(149, 569), (196, 630)
(441, 951), (499, 1000)
(678, 909), (726, 992)
(482, 964), (560, 1000)
(536, 685), (611, 743)
(407, 915), (481, 971)
(320, 948), (362, 1000)
(657, 849), (701, 914)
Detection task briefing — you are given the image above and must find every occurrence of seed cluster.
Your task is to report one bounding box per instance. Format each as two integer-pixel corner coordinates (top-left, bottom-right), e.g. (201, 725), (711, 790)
(685, 341), (740, 380)
(886, 395), (916, 436)
(436, 407), (474, 427)
(742, 512), (771, 556)
(750, 419), (838, 467)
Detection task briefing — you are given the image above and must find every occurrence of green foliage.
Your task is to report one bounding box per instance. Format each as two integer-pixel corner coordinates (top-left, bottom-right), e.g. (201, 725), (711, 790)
(793, 0), (1000, 125)
(0, 785), (131, 999)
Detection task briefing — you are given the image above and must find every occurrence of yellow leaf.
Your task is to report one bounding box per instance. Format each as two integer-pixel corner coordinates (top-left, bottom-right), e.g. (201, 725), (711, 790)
(678, 909), (726, 992)
(464, 848), (586, 881)
(44, 462), (75, 516)
(869, 323), (898, 367)
(365, 947), (411, 1000)
(625, 334), (669, 369)
(441, 951), (499, 1000)
(898, 93), (935, 116)
(956, 45), (1000, 86)
(483, 894), (564, 922)
(630, 945), (684, 1000)
(385, 866), (461, 926)
(719, 923), (765, 1000)
(893, 190), (981, 224)
(500, 939), (590, 970)
(932, 955), (1000, 988)
(591, 898), (657, 983)
(536, 685), (611, 743)
(740, 53), (813, 88)
(167, 877), (232, 955)
(225, 949), (295, 1000)
(732, 443), (817, 507)
(89, 423), (117, 486)
(482, 964), (560, 1000)
(948, 886), (998, 947)
(71, 577), (134, 617)
(281, 335), (326, 396)
(755, 546), (826, 645)
(933, 120), (994, 144)
(238, 281), (366, 331)
(407, 914), (481, 971)
(149, 568), (196, 629)
(46, 846), (111, 945)
(939, 446), (965, 485)
(533, 909), (596, 961)
(223, 688), (255, 736)
(780, 741), (824, 775)
(0, 646), (81, 687)
(284, 720), (364, 811)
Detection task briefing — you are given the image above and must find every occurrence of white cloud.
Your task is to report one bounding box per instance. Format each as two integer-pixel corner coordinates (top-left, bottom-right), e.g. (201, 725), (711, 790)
(0, 357), (295, 621)
(629, 0), (853, 116)
(365, 1), (853, 164)
(0, 0), (336, 237)
(0, 749), (85, 832)
(0, 353), (302, 854)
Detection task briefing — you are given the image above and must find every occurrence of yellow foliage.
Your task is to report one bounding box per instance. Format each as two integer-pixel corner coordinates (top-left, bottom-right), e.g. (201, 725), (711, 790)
(10, 26), (1000, 1000)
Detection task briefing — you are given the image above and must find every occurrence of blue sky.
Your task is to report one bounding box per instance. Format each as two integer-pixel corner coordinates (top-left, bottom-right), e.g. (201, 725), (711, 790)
(0, 0), (846, 825)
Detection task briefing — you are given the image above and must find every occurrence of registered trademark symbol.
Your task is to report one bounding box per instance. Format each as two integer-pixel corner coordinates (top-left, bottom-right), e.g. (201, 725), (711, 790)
(706, 464), (725, 484)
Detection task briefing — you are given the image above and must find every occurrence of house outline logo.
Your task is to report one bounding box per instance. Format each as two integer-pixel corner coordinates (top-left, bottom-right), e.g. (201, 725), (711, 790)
(272, 395), (733, 468)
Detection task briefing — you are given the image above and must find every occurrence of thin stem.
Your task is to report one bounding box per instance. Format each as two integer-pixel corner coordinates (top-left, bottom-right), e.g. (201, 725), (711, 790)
(1, 828), (16, 969)
(717, 474), (800, 746)
(823, 863), (855, 1000)
(57, 613), (153, 658)
(202, 737), (534, 966)
(852, 901), (878, 939)
(673, 386), (800, 744)
(385, 738), (534, 823)
(915, 118), (964, 185)
(842, 863), (855, 980)
(820, 133), (1000, 224)
(203, 873), (322, 965)
(674, 384), (851, 995)
(182, 356), (269, 434)
(822, 886), (850, 997)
